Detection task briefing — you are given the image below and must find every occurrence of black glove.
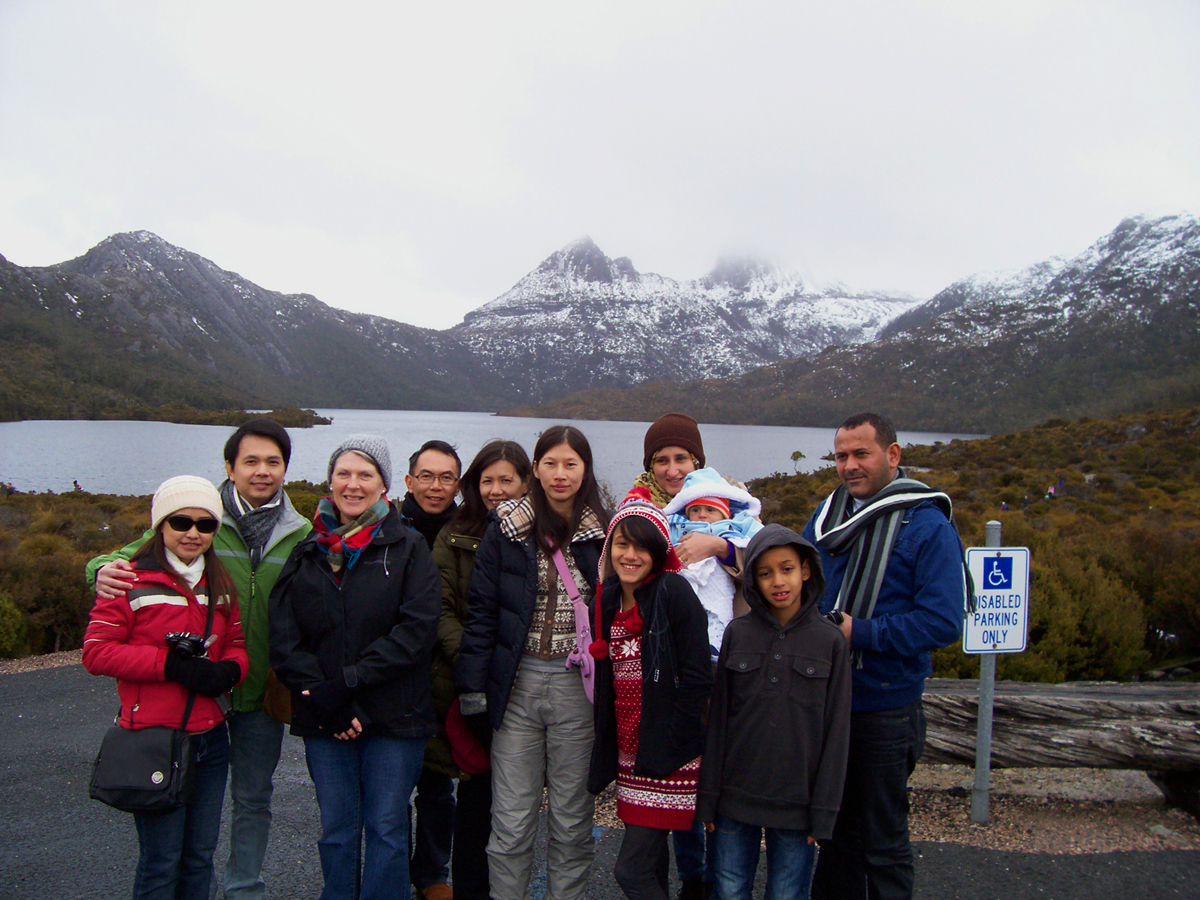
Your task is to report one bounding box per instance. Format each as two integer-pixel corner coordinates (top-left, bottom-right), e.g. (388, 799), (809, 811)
(307, 677), (356, 732)
(164, 650), (241, 697)
(464, 711), (493, 751)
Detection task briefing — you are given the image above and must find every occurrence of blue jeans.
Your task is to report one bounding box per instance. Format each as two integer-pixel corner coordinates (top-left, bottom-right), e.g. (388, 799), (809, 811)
(224, 709), (285, 900)
(132, 724), (230, 900)
(810, 700), (926, 900)
(713, 815), (815, 900)
(305, 734), (428, 900)
(672, 818), (716, 883)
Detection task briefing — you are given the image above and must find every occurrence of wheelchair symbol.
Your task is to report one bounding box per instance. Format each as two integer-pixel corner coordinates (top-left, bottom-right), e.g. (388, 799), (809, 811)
(986, 557), (1012, 589)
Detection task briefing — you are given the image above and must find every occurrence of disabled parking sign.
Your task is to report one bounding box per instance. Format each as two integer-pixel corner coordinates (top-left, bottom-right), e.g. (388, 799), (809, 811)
(963, 547), (1030, 654)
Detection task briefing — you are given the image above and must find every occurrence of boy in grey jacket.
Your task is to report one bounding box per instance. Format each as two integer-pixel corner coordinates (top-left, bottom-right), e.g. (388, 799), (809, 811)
(696, 523), (852, 900)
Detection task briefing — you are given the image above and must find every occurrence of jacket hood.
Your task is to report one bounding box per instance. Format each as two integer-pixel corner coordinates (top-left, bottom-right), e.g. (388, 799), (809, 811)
(740, 523), (826, 620)
(662, 467), (761, 519)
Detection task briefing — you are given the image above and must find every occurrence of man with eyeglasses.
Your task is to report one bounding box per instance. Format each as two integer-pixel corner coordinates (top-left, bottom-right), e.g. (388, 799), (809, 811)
(400, 440), (463, 900)
(401, 440), (462, 549)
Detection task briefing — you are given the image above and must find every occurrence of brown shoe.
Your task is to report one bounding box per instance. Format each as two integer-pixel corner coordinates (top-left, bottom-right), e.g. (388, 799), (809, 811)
(422, 884), (453, 900)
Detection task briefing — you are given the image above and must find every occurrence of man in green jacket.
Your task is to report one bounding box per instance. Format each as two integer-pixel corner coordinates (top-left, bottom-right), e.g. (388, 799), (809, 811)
(87, 419), (311, 900)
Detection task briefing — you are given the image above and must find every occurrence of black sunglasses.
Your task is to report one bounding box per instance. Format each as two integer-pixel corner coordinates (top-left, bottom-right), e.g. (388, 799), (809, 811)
(165, 515), (220, 534)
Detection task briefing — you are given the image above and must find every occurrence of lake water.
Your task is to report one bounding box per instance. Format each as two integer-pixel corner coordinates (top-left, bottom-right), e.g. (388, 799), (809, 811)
(0, 410), (982, 496)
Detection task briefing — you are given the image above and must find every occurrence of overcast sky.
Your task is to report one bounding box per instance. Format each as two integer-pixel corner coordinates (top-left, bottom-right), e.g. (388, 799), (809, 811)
(2, 1), (1197, 328)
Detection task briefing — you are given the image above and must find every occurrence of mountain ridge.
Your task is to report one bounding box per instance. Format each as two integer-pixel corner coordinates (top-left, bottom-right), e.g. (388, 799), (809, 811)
(507, 214), (1200, 432)
(3, 214), (1196, 431)
(451, 236), (919, 403)
(1, 230), (920, 420)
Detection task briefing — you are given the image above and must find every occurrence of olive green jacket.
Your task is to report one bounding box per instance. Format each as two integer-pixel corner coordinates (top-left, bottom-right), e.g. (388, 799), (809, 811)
(85, 492), (312, 713)
(427, 524), (484, 777)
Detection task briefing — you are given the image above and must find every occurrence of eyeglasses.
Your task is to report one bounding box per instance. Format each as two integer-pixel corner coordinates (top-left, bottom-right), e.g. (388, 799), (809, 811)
(414, 472), (459, 487)
(165, 515), (220, 534)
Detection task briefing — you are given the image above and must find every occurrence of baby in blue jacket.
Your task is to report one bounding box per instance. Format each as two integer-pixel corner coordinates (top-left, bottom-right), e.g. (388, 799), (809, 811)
(663, 467), (762, 660)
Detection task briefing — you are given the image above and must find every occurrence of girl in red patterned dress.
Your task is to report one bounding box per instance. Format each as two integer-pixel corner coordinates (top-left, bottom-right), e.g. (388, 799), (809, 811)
(587, 489), (713, 900)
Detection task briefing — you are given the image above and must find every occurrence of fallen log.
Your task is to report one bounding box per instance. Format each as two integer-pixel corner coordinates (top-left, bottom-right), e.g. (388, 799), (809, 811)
(922, 678), (1200, 770)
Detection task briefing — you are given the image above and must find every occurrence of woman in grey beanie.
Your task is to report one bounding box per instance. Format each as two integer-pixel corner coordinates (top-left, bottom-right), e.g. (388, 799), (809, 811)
(270, 434), (442, 899)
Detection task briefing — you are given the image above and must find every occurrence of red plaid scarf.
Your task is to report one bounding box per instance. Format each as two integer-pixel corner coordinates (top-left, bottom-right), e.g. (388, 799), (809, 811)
(311, 496), (390, 578)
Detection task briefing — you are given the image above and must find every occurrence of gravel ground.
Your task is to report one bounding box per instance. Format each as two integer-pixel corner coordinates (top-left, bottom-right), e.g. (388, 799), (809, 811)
(0, 648), (84, 675)
(10, 650), (1199, 857)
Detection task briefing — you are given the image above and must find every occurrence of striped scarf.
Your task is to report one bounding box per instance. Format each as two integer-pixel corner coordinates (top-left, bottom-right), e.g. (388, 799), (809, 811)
(812, 473), (953, 660)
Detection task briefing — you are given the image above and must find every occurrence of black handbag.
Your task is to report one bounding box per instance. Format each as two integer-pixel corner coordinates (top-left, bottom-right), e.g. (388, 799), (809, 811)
(89, 581), (215, 814)
(88, 721), (195, 813)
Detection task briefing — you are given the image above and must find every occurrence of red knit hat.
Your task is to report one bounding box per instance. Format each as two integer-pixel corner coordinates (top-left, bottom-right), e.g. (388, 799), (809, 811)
(685, 495), (731, 519)
(588, 487), (682, 660)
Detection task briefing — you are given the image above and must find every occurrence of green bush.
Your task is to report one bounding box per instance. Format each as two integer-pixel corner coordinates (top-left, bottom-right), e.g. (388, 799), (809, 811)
(0, 591), (28, 658)
(749, 404), (1200, 682)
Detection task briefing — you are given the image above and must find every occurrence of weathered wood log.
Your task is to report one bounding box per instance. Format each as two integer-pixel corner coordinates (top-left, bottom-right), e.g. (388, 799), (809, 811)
(922, 678), (1200, 771)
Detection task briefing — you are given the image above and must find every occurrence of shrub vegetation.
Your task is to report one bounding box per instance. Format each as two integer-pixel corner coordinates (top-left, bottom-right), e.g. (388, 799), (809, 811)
(3, 406), (1199, 678)
(749, 406), (1200, 682)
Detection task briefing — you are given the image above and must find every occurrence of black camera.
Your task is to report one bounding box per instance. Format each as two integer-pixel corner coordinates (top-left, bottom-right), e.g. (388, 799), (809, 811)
(165, 631), (208, 656)
(824, 610), (845, 626)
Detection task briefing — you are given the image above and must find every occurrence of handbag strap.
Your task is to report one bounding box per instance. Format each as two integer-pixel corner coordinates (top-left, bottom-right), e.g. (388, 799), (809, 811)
(549, 546), (582, 602)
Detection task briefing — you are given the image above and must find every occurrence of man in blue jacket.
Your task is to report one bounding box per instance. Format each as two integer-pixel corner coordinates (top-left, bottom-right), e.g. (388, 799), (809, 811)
(804, 412), (966, 900)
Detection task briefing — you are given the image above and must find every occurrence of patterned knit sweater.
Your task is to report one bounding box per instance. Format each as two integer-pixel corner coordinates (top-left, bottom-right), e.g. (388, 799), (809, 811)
(612, 603), (701, 830)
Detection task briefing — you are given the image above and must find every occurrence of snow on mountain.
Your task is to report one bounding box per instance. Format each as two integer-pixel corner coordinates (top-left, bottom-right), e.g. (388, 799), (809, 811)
(881, 213), (1200, 348)
(453, 236), (921, 403)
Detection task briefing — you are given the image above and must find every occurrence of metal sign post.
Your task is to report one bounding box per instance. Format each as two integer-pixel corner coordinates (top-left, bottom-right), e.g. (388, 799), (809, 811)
(964, 523), (1031, 825)
(971, 521), (1001, 825)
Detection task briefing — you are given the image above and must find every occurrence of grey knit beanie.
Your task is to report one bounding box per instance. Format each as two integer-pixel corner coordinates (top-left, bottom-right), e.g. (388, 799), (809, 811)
(327, 433), (393, 491)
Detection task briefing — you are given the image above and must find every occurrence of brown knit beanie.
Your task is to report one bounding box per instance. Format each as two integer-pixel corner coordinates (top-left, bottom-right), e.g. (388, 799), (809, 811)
(642, 413), (705, 471)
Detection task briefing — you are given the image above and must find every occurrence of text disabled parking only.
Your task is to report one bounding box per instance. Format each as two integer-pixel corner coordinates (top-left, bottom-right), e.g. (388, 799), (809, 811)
(963, 547), (1030, 654)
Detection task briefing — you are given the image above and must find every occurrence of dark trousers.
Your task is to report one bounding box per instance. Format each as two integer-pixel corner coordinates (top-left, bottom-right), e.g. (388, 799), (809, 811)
(133, 724), (230, 900)
(672, 818), (715, 883)
(409, 767), (456, 890)
(614, 824), (671, 900)
(452, 771), (493, 900)
(811, 700), (926, 900)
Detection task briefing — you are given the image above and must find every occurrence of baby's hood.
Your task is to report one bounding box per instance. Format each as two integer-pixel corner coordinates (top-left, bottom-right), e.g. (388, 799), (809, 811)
(662, 467), (761, 519)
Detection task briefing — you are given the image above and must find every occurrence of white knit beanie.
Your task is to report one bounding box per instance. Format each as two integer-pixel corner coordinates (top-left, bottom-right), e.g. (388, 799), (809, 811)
(151, 476), (223, 530)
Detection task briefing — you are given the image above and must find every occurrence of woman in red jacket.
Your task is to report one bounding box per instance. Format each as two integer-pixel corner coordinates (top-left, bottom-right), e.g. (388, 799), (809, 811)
(83, 475), (248, 900)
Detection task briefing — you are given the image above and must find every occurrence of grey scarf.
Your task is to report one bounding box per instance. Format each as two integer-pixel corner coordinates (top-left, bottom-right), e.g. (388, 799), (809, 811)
(220, 479), (285, 569)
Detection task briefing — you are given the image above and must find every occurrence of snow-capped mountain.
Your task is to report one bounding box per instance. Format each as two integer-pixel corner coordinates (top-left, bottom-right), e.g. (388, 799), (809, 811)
(520, 214), (1200, 432)
(452, 236), (920, 403)
(4, 215), (1195, 430)
(881, 214), (1200, 348)
(0, 231), (511, 418)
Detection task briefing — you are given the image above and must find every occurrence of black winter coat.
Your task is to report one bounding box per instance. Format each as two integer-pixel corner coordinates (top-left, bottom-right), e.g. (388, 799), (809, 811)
(587, 572), (712, 795)
(696, 523), (852, 838)
(454, 514), (603, 730)
(268, 505), (442, 740)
